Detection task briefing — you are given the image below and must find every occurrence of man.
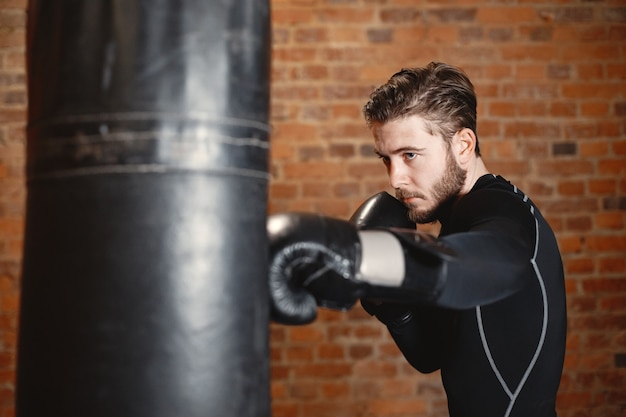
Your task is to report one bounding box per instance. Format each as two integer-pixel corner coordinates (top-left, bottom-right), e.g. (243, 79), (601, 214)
(268, 62), (567, 417)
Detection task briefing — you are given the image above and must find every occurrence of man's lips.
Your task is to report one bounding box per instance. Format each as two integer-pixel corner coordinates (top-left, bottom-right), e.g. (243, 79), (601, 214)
(397, 192), (424, 206)
(401, 197), (422, 207)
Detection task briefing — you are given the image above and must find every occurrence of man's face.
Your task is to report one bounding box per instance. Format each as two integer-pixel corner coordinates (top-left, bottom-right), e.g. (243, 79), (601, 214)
(373, 116), (467, 224)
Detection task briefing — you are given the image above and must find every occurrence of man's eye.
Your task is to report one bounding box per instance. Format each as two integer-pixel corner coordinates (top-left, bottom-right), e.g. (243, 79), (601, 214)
(404, 152), (417, 160)
(378, 155), (390, 165)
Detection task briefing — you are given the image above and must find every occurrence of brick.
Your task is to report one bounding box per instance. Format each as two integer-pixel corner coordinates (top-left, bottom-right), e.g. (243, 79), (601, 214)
(428, 8), (476, 23)
(567, 296), (597, 315)
(348, 344), (373, 360)
(386, 27), (424, 45)
(328, 144), (354, 158)
(557, 180), (585, 196)
(354, 360), (398, 379)
(272, 9), (314, 25)
(332, 182), (360, 197)
(582, 278), (626, 294)
(477, 7), (536, 23)
(331, 104), (361, 119)
(380, 378), (417, 398)
(602, 197), (626, 211)
(580, 101), (610, 117)
(299, 145), (324, 161)
(302, 182), (328, 198)
(558, 236), (584, 254)
(434, 27), (465, 45)
(0, 292), (17, 313)
(289, 380), (318, 399)
(352, 379), (381, 399)
(301, 402), (365, 417)
(539, 7), (594, 23)
(610, 25), (626, 41)
(295, 65), (329, 81)
(294, 27), (328, 43)
(599, 295), (626, 311)
(488, 101), (515, 117)
(288, 326), (325, 343)
(505, 121), (561, 138)
(487, 161), (531, 177)
(483, 64), (512, 79)
(598, 159), (626, 175)
(607, 63), (626, 79)
(316, 8), (374, 24)
(272, 84), (319, 99)
(293, 363), (353, 378)
(286, 346), (314, 362)
(585, 236), (626, 252)
(316, 343), (344, 360)
(320, 381), (350, 399)
(553, 142), (577, 156)
(562, 83), (623, 99)
(271, 403), (299, 417)
(588, 179), (616, 194)
(0, 109), (23, 123)
(284, 161), (344, 179)
(550, 102), (577, 117)
(502, 45), (559, 62)
(527, 181), (554, 196)
(321, 85), (371, 101)
(579, 141), (609, 157)
(347, 161), (385, 178)
(525, 26), (553, 42)
(366, 28), (393, 43)
(603, 7), (626, 23)
(380, 8), (420, 24)
(367, 398), (428, 415)
(565, 215), (593, 232)
(327, 28), (365, 43)
(488, 27), (513, 42)
(565, 258), (595, 275)
(595, 212), (624, 230)
(459, 26), (483, 42)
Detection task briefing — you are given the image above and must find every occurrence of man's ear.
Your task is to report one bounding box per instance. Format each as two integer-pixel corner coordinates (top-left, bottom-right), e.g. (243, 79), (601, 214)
(454, 128), (477, 165)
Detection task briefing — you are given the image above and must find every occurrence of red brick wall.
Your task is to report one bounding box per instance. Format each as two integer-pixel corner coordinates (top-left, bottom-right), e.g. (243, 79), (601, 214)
(268, 1), (626, 416)
(0, 1), (25, 416)
(0, 1), (625, 417)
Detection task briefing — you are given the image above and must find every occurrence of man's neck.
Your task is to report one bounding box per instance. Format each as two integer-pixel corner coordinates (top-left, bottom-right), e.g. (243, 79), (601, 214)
(460, 156), (489, 196)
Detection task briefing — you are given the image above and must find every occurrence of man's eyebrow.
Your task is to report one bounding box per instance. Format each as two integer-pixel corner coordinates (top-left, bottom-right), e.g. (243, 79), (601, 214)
(375, 146), (426, 157)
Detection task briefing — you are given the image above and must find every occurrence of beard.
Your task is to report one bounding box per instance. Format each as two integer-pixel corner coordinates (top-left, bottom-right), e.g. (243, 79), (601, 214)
(397, 150), (467, 224)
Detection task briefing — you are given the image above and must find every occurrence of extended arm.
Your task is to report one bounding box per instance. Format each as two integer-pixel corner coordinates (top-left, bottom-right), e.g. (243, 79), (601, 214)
(268, 213), (530, 325)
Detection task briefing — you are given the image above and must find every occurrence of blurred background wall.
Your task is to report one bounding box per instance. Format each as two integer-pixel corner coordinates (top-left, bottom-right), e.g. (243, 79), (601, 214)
(0, 0), (625, 416)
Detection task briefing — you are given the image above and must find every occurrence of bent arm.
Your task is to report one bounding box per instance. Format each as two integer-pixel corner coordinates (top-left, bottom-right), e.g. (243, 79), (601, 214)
(384, 305), (454, 373)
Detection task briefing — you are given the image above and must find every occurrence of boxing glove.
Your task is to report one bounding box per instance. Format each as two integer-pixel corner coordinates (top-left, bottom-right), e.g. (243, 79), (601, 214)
(349, 192), (419, 326)
(267, 212), (455, 325)
(349, 191), (415, 230)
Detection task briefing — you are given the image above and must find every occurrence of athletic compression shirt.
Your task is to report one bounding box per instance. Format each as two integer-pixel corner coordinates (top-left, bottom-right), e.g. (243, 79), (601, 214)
(384, 174), (567, 417)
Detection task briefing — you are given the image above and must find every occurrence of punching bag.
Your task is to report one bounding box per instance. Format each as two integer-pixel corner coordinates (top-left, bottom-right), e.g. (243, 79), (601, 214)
(17, 1), (271, 416)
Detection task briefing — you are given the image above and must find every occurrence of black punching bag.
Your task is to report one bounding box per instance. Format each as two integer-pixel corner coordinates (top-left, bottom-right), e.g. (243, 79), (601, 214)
(17, 1), (271, 416)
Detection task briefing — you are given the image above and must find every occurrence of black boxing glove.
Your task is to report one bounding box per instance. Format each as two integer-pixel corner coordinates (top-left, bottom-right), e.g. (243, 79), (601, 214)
(267, 213), (365, 325)
(350, 192), (417, 326)
(349, 191), (415, 230)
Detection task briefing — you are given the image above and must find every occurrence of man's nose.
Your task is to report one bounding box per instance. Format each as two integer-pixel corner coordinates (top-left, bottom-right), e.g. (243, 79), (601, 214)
(388, 161), (407, 190)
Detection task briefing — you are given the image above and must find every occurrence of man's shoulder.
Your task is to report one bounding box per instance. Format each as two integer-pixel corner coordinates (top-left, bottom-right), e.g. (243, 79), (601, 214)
(449, 174), (536, 232)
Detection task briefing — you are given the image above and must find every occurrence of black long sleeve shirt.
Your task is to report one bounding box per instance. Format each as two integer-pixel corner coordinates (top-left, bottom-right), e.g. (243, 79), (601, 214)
(386, 174), (567, 417)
